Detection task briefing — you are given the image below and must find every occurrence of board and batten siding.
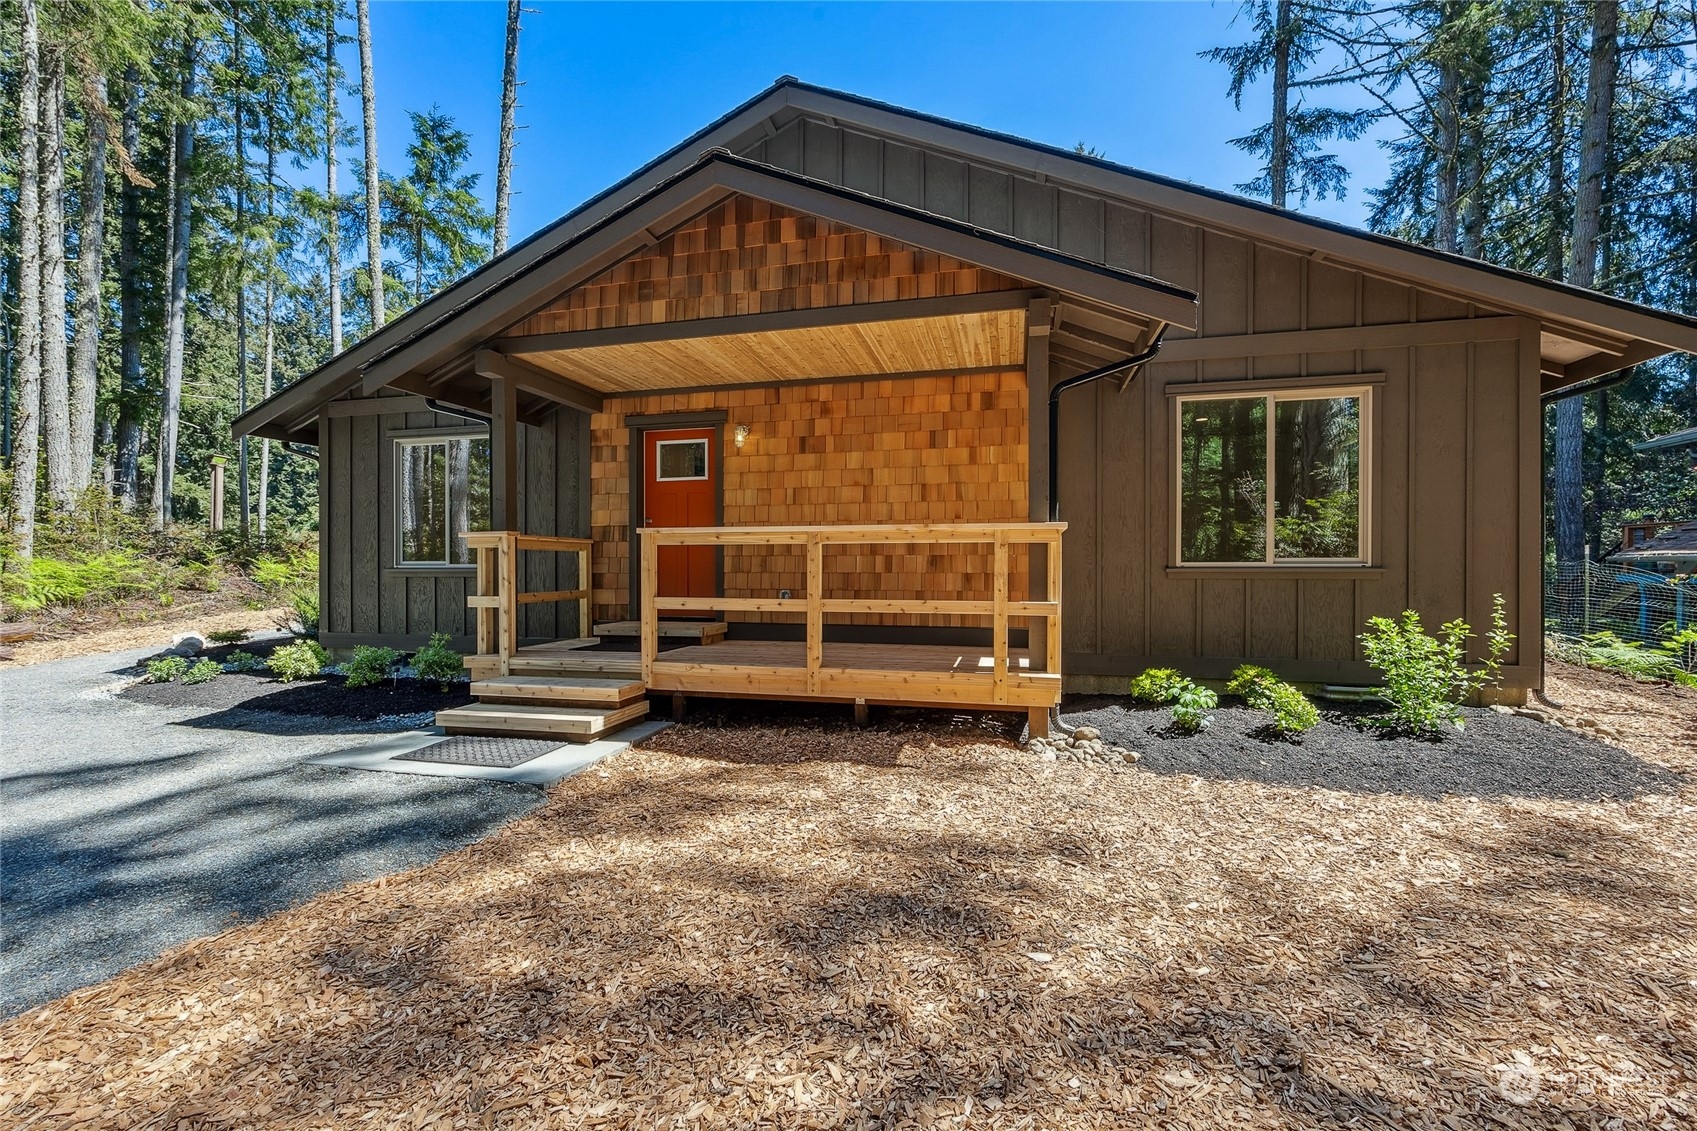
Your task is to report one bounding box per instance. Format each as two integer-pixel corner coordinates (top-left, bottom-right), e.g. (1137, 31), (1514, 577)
(745, 115), (1544, 687)
(317, 398), (590, 652)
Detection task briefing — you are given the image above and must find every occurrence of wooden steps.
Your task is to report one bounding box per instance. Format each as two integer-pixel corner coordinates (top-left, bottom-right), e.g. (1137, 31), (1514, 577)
(594, 619), (727, 644)
(436, 700), (650, 742)
(507, 650), (642, 678)
(471, 675), (647, 707)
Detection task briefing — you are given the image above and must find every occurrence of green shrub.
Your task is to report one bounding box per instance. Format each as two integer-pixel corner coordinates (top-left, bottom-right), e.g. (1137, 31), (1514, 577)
(411, 633), (464, 688)
(223, 650), (264, 672)
(251, 549), (319, 594)
(268, 639), (331, 682)
(1170, 682), (1218, 733)
(144, 656), (189, 683)
(182, 658), (222, 685)
(343, 645), (401, 689)
(1262, 681), (1320, 735)
(1359, 593), (1513, 733)
(1548, 631), (1684, 681)
(1227, 663), (1319, 735)
(289, 587), (320, 636)
(1225, 664), (1280, 702)
(1, 550), (160, 611)
(1129, 667), (1188, 703)
(207, 628), (251, 645)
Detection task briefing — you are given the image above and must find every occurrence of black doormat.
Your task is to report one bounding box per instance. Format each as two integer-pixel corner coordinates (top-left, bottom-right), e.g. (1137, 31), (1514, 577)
(392, 735), (564, 768)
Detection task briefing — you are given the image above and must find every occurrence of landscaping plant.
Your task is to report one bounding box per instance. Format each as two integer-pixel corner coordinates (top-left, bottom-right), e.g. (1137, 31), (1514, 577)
(182, 659), (223, 685)
(223, 650), (265, 672)
(1358, 593), (1513, 733)
(268, 640), (332, 682)
(343, 645), (401, 689)
(1227, 663), (1319, 735)
(144, 656), (189, 683)
(1170, 681), (1218, 733)
(1128, 667), (1188, 703)
(412, 633), (465, 689)
(1548, 631), (1688, 683)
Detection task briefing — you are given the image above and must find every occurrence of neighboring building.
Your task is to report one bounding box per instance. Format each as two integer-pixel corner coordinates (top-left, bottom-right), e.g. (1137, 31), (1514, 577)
(1613, 522), (1697, 576)
(235, 80), (1697, 734)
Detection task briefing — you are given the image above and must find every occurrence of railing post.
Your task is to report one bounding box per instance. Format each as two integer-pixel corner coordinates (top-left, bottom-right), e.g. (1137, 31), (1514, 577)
(806, 531), (823, 695)
(992, 531), (1009, 705)
(498, 532), (518, 675)
(640, 530), (658, 686)
(475, 544), (498, 657)
(1046, 531), (1062, 676)
(579, 543), (591, 641)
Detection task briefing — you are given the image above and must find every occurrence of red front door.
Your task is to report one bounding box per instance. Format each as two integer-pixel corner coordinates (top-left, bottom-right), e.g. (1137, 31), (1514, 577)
(643, 428), (717, 611)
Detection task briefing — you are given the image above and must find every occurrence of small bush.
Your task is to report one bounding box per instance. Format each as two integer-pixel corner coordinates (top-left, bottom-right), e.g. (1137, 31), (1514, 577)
(207, 629), (251, 645)
(1262, 680), (1320, 735)
(1170, 682), (1218, 733)
(223, 650), (264, 672)
(289, 587), (320, 636)
(343, 645), (401, 689)
(251, 549), (319, 594)
(182, 658), (222, 685)
(412, 633), (464, 688)
(144, 656), (189, 683)
(1, 550), (160, 611)
(268, 639), (331, 682)
(1225, 664), (1280, 702)
(1359, 593), (1513, 733)
(1129, 667), (1188, 703)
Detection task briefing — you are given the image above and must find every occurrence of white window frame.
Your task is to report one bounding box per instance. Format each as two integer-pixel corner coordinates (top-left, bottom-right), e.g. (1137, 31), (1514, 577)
(653, 437), (711, 482)
(393, 430), (489, 569)
(1172, 384), (1374, 567)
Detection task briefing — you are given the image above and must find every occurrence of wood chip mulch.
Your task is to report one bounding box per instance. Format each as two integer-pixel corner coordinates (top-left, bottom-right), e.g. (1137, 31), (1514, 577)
(5, 671), (1697, 1128)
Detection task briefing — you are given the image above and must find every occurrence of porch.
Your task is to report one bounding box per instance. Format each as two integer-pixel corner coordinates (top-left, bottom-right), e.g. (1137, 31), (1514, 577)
(441, 521), (1065, 741)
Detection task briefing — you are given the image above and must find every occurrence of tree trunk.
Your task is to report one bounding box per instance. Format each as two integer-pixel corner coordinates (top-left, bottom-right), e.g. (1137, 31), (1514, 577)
(1544, 4), (1567, 282)
(326, 6), (343, 355)
(1431, 4), (1463, 254)
(357, 0), (384, 328)
(69, 71), (108, 496)
(259, 109), (279, 538)
(11, 0), (43, 559)
(159, 37), (198, 528)
(234, 27), (249, 537)
(40, 43), (72, 511)
(493, 0), (521, 254)
(1268, 0), (1292, 209)
(114, 65), (144, 509)
(1553, 0), (1617, 567)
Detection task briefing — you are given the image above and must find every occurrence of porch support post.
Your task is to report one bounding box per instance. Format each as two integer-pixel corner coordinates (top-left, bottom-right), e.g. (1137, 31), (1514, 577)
(1025, 297), (1053, 673)
(489, 375), (520, 532)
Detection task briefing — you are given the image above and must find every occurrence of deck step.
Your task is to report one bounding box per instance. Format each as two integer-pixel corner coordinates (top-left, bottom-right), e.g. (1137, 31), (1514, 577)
(471, 675), (647, 707)
(594, 619), (726, 644)
(435, 700), (650, 741)
(507, 651), (644, 678)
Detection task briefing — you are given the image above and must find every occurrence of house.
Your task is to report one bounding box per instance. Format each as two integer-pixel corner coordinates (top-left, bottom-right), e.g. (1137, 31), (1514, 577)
(1612, 522), (1697, 576)
(233, 79), (1697, 740)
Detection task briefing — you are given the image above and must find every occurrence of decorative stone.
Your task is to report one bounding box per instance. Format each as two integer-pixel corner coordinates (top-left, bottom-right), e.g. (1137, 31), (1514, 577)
(1073, 726), (1101, 742)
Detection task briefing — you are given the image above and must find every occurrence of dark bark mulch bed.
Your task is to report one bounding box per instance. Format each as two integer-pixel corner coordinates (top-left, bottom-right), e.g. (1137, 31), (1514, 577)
(1061, 694), (1684, 802)
(120, 668), (473, 721)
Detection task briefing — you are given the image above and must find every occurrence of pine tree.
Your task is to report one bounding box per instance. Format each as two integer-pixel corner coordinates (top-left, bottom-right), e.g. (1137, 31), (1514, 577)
(493, 0), (522, 256)
(356, 0), (384, 328)
(11, 0), (44, 558)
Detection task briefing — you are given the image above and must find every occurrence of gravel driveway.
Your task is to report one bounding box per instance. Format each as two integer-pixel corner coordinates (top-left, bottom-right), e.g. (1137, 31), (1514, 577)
(0, 643), (543, 1018)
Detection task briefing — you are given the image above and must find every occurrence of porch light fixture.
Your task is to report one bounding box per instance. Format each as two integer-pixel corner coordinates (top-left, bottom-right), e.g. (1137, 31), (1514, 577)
(733, 424), (750, 449)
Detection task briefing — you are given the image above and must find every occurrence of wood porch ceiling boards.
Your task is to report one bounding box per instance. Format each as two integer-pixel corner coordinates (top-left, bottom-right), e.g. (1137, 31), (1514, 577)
(508, 307), (1027, 393)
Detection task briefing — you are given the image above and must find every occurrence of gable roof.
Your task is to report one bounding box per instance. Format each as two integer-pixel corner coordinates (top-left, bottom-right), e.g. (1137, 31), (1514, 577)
(236, 77), (1697, 444)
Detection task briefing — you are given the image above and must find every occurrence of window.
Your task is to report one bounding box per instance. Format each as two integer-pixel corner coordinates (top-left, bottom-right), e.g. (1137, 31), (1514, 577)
(1175, 387), (1368, 565)
(395, 434), (491, 566)
(654, 438), (709, 480)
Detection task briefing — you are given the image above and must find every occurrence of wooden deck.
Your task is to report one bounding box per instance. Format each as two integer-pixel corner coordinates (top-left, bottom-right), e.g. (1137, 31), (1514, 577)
(648, 639), (1059, 708)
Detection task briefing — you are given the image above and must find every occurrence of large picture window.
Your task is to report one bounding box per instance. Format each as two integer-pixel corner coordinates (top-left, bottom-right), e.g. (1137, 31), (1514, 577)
(395, 434), (491, 566)
(1176, 387), (1368, 565)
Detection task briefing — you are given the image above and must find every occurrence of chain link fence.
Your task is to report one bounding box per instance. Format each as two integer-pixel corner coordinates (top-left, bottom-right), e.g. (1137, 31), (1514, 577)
(1544, 559), (1693, 646)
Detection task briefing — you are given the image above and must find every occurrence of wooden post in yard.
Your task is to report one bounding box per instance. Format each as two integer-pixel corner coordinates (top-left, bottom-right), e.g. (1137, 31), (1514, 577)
(208, 457), (226, 532)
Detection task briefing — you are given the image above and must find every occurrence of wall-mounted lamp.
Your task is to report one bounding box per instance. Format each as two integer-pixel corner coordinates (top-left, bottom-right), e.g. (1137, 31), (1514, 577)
(733, 424), (750, 450)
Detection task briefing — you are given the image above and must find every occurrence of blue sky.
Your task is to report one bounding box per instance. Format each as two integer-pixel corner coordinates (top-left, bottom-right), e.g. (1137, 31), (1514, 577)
(348, 1), (1393, 244)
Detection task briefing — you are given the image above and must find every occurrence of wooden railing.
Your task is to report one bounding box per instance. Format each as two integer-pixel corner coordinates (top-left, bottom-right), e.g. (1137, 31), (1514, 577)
(637, 522), (1065, 707)
(464, 531), (592, 672)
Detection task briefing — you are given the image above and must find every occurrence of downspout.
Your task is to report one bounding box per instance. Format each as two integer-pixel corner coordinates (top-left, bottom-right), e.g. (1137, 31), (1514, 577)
(1042, 326), (1168, 737)
(282, 442), (319, 462)
(425, 397), (491, 425)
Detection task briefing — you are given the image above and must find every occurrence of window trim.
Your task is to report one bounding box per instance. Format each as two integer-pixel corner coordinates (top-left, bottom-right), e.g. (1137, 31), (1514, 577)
(1170, 383), (1374, 568)
(391, 429), (490, 570)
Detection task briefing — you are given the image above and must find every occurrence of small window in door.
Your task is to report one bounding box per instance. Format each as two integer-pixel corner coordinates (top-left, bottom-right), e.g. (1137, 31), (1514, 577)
(655, 438), (709, 481)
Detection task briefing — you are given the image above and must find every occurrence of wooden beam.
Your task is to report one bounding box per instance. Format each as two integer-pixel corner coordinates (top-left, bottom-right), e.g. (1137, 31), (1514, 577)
(1153, 315), (1527, 363)
(383, 372), (554, 429)
(489, 376), (519, 531)
(1544, 340), (1671, 391)
(472, 348), (604, 414)
(496, 290), (1038, 356)
(324, 394), (431, 418)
